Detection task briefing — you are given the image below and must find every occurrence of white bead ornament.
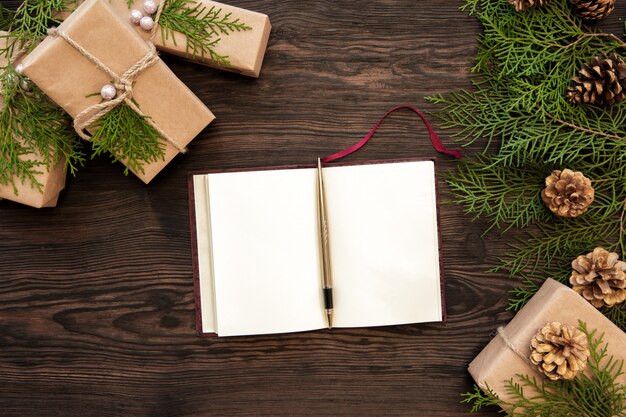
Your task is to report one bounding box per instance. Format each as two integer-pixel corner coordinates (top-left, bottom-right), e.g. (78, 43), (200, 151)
(20, 79), (31, 92)
(143, 0), (158, 15)
(100, 84), (117, 101)
(139, 16), (155, 31)
(14, 64), (24, 74)
(129, 9), (144, 24)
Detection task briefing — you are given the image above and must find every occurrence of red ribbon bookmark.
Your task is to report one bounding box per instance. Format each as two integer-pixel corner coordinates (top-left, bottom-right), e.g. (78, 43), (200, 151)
(320, 105), (462, 163)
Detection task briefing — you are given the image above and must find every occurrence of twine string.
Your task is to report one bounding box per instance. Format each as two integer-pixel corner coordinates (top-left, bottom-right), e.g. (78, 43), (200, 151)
(46, 27), (186, 154)
(497, 326), (532, 366)
(477, 327), (532, 392)
(149, 0), (167, 40)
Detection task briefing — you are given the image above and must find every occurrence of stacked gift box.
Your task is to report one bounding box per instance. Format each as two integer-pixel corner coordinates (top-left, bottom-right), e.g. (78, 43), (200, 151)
(0, 0), (271, 207)
(468, 278), (626, 413)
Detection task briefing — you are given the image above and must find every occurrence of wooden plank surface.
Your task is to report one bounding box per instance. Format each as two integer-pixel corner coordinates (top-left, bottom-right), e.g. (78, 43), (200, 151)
(1, 1), (624, 416)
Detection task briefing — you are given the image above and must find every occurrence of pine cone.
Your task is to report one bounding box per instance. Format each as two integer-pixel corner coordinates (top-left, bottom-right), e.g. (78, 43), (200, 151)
(541, 169), (594, 218)
(508, 0), (550, 11)
(530, 322), (590, 381)
(569, 0), (616, 21)
(570, 247), (626, 308)
(567, 53), (626, 106)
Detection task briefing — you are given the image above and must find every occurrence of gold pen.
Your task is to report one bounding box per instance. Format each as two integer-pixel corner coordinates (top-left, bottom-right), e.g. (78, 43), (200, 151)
(317, 158), (333, 329)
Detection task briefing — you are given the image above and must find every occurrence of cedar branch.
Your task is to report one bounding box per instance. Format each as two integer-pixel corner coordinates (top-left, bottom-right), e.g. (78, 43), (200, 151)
(543, 111), (623, 140)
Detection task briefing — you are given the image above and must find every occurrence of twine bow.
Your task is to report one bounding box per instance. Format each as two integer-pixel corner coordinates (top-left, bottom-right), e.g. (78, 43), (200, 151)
(47, 27), (186, 154)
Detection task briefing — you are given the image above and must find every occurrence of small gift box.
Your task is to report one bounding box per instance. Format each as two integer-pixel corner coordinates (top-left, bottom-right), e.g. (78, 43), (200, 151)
(0, 33), (68, 208)
(468, 278), (626, 406)
(21, 0), (215, 184)
(68, 0), (271, 78)
(0, 155), (66, 208)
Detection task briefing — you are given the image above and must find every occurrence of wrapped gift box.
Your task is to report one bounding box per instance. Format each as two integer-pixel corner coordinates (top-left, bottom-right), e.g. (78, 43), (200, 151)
(0, 32), (67, 208)
(0, 155), (65, 208)
(21, 0), (215, 184)
(469, 278), (626, 405)
(67, 0), (271, 77)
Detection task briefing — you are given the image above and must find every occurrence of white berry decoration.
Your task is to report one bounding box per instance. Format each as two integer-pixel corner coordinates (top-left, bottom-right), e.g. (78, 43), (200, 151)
(15, 64), (24, 75)
(100, 84), (117, 101)
(20, 79), (31, 92)
(129, 9), (144, 24)
(139, 15), (155, 31)
(143, 0), (158, 15)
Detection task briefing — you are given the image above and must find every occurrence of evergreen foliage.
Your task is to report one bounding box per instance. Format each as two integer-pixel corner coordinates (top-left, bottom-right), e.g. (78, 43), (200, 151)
(0, 66), (82, 193)
(462, 322), (626, 416)
(0, 6), (16, 31)
(89, 103), (164, 176)
(0, 0), (73, 57)
(0, 0), (171, 183)
(0, 1), (84, 196)
(429, 0), (626, 330)
(154, 0), (252, 66)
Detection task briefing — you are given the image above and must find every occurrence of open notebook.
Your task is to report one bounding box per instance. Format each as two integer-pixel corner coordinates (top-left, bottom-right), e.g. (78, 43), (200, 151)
(189, 158), (445, 337)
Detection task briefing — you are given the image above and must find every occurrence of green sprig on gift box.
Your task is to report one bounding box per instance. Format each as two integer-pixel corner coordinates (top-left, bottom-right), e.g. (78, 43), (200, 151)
(89, 102), (164, 176)
(0, 1), (84, 196)
(129, 0), (252, 67)
(0, 0), (75, 56)
(462, 322), (626, 416)
(0, 65), (83, 193)
(428, 0), (626, 330)
(0, 0), (166, 179)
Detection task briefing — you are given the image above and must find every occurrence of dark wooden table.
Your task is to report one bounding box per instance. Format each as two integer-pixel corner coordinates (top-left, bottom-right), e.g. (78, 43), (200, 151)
(1, 1), (624, 416)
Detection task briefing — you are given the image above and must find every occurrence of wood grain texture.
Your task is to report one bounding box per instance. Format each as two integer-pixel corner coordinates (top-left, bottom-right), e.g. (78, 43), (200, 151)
(1, 1), (624, 416)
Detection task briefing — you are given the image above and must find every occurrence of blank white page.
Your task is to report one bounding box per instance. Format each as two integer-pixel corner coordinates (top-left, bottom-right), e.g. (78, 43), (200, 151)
(323, 160), (442, 328)
(206, 168), (326, 336)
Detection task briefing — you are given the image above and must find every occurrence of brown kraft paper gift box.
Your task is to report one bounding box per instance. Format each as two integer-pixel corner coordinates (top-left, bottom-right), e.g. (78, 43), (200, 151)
(0, 153), (65, 208)
(21, 0), (215, 184)
(468, 278), (626, 405)
(67, 0), (271, 78)
(0, 32), (66, 208)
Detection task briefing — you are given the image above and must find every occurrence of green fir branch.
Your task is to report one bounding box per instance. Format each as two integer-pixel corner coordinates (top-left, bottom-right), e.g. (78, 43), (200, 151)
(493, 217), (619, 276)
(444, 155), (551, 233)
(157, 0), (252, 66)
(0, 0), (73, 58)
(507, 272), (552, 312)
(462, 322), (626, 416)
(0, 65), (83, 194)
(429, 0), (626, 165)
(461, 384), (502, 413)
(430, 0), (626, 329)
(89, 103), (165, 176)
(0, 5), (16, 31)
